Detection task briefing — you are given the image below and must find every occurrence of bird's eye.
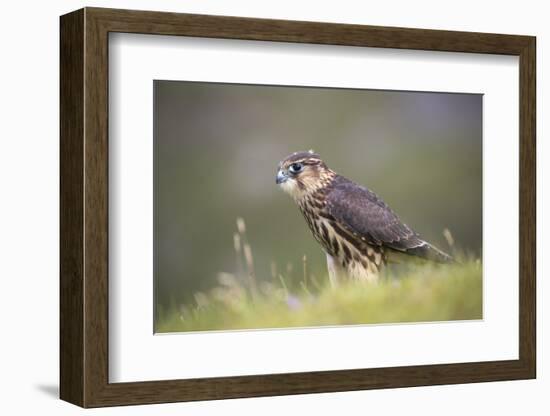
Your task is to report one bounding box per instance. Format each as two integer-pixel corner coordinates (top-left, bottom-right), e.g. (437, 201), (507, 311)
(289, 163), (304, 174)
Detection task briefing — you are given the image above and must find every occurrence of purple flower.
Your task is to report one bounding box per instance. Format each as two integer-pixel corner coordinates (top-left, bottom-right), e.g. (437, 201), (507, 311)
(286, 295), (302, 311)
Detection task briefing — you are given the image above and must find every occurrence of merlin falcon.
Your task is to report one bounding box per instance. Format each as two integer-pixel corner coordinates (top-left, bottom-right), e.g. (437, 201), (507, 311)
(276, 151), (452, 286)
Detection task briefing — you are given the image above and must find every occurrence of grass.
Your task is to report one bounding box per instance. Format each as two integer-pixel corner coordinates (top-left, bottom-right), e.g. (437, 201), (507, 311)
(155, 219), (482, 333)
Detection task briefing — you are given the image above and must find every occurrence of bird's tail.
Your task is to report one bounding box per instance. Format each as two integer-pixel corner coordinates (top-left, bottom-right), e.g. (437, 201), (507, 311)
(407, 242), (454, 264)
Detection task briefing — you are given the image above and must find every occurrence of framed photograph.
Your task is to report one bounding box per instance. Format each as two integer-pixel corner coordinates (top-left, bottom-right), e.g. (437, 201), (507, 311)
(60, 7), (536, 407)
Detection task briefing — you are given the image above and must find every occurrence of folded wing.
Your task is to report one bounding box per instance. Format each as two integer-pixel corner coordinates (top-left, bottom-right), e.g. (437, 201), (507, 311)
(326, 177), (452, 263)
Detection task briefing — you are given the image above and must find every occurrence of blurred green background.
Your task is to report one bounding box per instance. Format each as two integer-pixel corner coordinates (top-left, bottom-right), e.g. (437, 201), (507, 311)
(154, 80), (482, 316)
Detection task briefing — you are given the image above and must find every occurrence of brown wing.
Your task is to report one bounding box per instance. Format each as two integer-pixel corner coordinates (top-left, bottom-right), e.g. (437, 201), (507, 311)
(326, 176), (452, 262)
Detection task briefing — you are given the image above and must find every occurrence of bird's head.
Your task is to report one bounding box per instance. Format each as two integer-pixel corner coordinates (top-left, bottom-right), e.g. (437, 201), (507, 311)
(276, 150), (333, 199)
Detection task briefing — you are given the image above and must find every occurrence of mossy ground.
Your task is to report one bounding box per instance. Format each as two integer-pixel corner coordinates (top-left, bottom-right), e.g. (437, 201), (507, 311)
(156, 259), (482, 333)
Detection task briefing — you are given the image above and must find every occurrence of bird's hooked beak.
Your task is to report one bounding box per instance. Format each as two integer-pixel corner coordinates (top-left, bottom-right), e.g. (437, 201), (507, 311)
(276, 169), (288, 184)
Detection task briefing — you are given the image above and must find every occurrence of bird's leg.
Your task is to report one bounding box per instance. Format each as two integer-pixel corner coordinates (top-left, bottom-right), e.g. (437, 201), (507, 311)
(326, 253), (343, 288)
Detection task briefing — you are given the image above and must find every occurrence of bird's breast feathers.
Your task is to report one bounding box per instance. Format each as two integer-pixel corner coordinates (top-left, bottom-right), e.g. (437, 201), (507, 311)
(299, 195), (385, 281)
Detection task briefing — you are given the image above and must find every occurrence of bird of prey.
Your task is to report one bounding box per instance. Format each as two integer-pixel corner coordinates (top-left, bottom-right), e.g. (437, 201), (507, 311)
(276, 150), (452, 286)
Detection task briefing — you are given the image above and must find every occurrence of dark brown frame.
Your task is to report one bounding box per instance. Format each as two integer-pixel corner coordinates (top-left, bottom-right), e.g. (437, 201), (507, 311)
(60, 7), (536, 408)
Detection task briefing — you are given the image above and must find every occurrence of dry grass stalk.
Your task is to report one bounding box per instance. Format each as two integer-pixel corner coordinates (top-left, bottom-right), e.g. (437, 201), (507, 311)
(236, 217), (246, 235)
(243, 243), (258, 298)
(233, 232), (244, 284)
(235, 217), (258, 300)
(443, 228), (455, 249)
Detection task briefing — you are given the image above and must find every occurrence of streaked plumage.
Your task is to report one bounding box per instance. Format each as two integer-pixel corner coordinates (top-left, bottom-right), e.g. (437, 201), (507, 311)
(276, 151), (452, 285)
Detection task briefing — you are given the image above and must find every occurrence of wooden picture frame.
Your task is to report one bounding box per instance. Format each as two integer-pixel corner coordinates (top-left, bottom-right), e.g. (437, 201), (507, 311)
(60, 7), (536, 408)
